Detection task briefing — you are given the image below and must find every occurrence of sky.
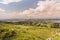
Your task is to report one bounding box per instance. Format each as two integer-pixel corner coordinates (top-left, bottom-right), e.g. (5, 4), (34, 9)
(0, 0), (60, 19)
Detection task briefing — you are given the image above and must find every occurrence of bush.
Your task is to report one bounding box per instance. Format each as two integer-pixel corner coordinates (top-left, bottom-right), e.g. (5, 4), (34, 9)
(2, 31), (17, 40)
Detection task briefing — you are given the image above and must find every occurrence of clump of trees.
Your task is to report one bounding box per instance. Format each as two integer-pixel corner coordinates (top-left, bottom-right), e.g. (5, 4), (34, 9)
(11, 21), (60, 28)
(51, 23), (60, 28)
(0, 20), (60, 28)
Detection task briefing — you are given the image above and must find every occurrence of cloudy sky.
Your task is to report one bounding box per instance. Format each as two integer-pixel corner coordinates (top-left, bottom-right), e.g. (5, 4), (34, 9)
(0, 0), (60, 19)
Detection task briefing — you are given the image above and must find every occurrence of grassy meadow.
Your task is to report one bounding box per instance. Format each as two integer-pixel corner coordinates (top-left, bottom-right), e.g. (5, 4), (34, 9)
(0, 21), (60, 40)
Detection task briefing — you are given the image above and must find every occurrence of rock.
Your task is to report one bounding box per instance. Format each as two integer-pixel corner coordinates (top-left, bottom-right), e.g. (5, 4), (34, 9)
(47, 38), (54, 40)
(56, 33), (60, 36)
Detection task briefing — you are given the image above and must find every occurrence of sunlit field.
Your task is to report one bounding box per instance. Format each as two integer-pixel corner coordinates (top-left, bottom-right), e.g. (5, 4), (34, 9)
(0, 21), (60, 40)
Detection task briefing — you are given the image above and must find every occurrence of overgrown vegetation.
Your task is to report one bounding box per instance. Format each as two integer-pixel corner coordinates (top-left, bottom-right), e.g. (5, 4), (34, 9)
(0, 21), (60, 40)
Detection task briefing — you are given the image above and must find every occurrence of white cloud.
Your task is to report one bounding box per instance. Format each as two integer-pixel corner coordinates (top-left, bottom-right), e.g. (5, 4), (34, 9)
(18, 0), (60, 19)
(0, 0), (60, 19)
(0, 0), (22, 4)
(0, 8), (5, 12)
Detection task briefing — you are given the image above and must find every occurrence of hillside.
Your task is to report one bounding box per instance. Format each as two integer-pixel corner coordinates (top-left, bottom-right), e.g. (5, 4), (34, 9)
(0, 21), (60, 40)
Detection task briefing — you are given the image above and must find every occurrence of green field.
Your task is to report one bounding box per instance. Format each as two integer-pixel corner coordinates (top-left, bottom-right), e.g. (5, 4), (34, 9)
(0, 22), (60, 40)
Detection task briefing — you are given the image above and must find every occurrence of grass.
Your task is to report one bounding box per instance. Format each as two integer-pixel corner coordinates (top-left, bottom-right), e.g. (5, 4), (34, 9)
(0, 23), (60, 40)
